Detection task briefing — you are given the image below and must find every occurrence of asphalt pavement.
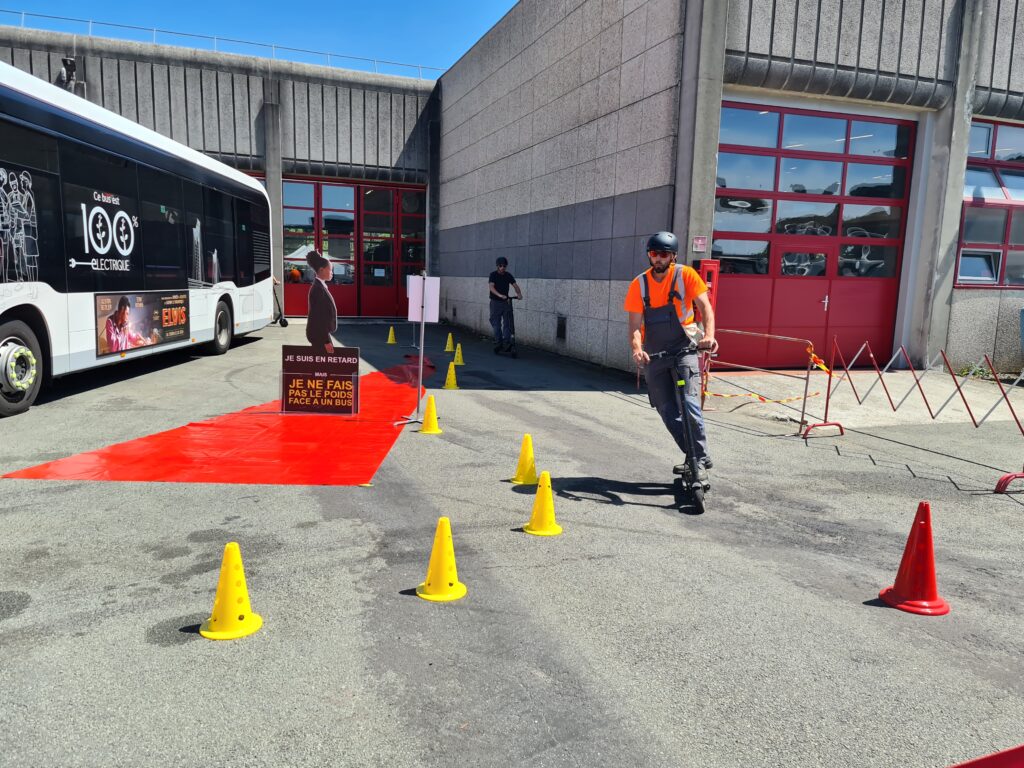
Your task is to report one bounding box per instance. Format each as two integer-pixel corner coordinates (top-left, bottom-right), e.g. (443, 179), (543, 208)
(0, 320), (1022, 768)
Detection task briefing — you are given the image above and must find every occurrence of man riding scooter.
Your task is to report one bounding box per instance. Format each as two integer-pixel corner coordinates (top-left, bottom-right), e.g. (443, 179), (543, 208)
(488, 256), (523, 355)
(623, 232), (718, 482)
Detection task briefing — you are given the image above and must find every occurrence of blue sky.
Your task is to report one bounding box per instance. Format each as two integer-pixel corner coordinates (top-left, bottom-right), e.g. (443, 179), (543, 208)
(1, 1), (518, 77)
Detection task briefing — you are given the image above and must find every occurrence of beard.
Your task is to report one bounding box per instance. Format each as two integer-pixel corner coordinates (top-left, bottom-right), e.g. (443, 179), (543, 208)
(650, 260), (672, 274)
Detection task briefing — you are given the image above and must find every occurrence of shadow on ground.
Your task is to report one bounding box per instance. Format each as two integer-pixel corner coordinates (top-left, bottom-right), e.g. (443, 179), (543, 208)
(37, 335), (264, 406)
(508, 475), (703, 515)
(337, 321), (637, 394)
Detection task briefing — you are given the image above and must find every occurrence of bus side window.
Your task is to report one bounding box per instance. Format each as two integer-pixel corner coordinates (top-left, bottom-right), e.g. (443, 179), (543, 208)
(138, 166), (186, 290)
(203, 189), (235, 284)
(182, 181), (206, 286)
(234, 198), (255, 287)
(251, 198), (272, 283)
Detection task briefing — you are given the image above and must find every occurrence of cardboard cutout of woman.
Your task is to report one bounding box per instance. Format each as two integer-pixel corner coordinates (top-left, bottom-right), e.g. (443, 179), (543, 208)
(305, 249), (338, 353)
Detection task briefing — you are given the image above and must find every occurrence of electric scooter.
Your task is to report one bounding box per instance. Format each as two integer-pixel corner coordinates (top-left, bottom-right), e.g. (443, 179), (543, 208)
(669, 346), (709, 514)
(273, 285), (289, 328)
(494, 296), (519, 358)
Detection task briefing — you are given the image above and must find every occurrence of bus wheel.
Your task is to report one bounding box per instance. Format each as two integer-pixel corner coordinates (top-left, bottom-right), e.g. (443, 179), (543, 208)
(208, 300), (233, 355)
(0, 319), (43, 417)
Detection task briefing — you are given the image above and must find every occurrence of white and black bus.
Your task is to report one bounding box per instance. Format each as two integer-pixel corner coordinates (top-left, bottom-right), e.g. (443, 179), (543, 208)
(0, 61), (274, 417)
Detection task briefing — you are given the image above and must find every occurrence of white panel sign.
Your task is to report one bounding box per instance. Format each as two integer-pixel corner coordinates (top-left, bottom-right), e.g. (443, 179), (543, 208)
(407, 275), (440, 323)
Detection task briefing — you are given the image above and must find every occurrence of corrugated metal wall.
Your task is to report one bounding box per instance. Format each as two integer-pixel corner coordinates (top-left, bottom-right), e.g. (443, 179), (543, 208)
(723, 0), (963, 109)
(0, 29), (434, 182)
(974, 0), (1024, 119)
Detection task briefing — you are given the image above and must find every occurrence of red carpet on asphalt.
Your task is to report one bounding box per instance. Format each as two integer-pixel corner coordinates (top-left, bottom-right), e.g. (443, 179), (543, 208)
(4, 359), (432, 486)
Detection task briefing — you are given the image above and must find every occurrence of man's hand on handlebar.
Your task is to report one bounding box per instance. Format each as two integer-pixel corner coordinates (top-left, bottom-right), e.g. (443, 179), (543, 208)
(698, 335), (719, 354)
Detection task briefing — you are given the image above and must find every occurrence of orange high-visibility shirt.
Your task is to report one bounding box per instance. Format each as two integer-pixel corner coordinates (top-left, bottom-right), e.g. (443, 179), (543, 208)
(622, 264), (708, 324)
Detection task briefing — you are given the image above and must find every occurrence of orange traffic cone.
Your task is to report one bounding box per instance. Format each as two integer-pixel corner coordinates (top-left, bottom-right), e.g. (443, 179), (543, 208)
(879, 501), (950, 616)
(199, 542), (263, 640)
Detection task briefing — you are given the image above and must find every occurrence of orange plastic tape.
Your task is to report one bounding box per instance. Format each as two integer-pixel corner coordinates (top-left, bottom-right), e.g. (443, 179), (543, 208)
(703, 390), (820, 404)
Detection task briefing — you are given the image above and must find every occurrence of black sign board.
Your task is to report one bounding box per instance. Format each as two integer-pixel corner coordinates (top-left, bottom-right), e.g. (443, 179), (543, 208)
(281, 345), (359, 414)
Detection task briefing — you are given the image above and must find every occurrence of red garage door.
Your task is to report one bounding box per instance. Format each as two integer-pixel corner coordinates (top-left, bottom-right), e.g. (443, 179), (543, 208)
(280, 180), (426, 318)
(712, 103), (913, 368)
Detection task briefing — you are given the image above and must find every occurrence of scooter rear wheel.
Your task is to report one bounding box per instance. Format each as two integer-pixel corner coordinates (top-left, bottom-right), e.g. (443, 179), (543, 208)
(691, 485), (706, 515)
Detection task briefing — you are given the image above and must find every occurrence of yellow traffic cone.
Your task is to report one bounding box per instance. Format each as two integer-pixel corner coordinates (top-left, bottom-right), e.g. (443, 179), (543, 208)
(386, 326), (397, 344)
(444, 332), (455, 352)
(442, 361), (459, 390)
(416, 517), (467, 602)
(511, 433), (539, 485)
(199, 542), (263, 640)
(524, 471), (562, 536)
(419, 395), (443, 434)
(453, 343), (465, 366)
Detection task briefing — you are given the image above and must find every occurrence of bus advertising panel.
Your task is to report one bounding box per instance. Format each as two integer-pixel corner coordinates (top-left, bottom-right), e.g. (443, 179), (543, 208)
(95, 292), (190, 357)
(281, 345), (359, 415)
(60, 145), (144, 294)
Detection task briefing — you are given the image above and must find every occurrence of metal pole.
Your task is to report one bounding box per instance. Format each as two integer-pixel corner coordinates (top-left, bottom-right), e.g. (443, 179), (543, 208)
(152, 27), (157, 43)
(415, 312), (426, 421)
(798, 357), (812, 433)
(394, 273), (428, 426)
(414, 271), (428, 420)
(88, 20), (93, 36)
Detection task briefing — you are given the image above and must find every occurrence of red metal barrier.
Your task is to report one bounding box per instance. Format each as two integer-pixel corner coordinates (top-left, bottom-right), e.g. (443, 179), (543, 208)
(709, 329), (819, 434)
(695, 259), (719, 406)
(995, 466), (1024, 494)
(951, 743), (1024, 767)
(802, 337), (1024, 492)
(802, 339), (846, 438)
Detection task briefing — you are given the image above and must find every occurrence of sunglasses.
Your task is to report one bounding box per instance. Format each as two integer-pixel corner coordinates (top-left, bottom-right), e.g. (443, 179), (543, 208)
(648, 251), (674, 259)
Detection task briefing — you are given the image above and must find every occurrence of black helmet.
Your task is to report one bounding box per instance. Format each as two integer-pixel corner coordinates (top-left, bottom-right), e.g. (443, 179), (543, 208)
(495, 256), (509, 267)
(646, 231), (678, 253)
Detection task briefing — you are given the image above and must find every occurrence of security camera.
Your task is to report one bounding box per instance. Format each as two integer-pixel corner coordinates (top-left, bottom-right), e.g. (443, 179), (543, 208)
(59, 57), (76, 90)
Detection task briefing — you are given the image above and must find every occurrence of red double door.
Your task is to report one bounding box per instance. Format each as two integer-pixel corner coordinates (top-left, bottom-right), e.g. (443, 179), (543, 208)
(282, 183), (426, 318)
(717, 240), (899, 368)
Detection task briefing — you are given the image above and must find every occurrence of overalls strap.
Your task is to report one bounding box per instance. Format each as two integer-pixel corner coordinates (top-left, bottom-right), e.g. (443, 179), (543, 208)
(640, 266), (695, 324)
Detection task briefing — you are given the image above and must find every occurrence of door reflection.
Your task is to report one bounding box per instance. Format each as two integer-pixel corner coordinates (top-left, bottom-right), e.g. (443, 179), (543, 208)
(780, 251), (827, 276)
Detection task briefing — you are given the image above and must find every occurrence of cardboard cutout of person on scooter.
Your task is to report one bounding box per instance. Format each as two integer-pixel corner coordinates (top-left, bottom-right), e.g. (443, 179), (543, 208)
(488, 256), (523, 357)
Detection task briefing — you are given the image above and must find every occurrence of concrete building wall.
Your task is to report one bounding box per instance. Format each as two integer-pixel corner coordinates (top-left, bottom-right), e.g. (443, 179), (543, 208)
(436, 0), (684, 369)
(947, 290), (1024, 371)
